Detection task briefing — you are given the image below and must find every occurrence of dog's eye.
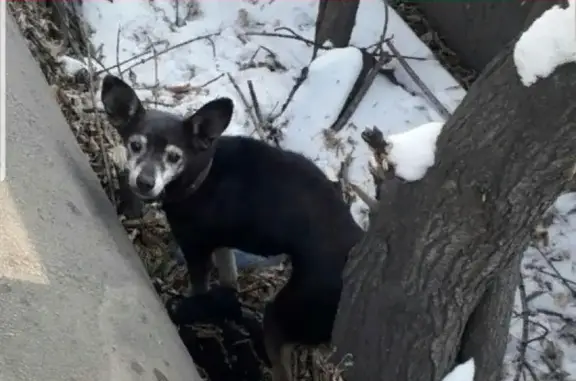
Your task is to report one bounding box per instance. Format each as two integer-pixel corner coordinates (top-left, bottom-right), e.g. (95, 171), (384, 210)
(130, 140), (143, 153)
(166, 151), (181, 164)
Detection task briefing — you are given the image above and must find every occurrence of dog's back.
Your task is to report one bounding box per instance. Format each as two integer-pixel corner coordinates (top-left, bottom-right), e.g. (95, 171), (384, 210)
(164, 135), (363, 274)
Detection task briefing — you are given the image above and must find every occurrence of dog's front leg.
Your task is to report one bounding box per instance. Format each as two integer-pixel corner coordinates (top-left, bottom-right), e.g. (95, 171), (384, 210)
(212, 248), (238, 289)
(263, 302), (294, 381)
(182, 249), (213, 295)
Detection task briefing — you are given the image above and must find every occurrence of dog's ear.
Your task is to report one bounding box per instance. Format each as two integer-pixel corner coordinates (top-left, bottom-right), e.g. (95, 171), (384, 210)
(184, 97), (234, 149)
(100, 74), (144, 129)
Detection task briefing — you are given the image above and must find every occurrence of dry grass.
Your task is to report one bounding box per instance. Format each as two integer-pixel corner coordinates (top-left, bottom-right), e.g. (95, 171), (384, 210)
(9, 1), (474, 380)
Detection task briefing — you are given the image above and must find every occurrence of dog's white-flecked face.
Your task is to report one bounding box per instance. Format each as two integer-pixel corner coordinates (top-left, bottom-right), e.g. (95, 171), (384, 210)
(124, 134), (186, 199)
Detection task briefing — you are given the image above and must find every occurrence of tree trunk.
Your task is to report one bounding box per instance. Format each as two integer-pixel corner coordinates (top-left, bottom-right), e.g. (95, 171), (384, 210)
(331, 38), (576, 381)
(414, 1), (560, 73)
(314, 0), (359, 53)
(457, 253), (521, 381)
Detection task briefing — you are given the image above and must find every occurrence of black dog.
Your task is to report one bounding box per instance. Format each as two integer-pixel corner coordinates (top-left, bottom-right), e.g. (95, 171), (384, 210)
(101, 74), (364, 381)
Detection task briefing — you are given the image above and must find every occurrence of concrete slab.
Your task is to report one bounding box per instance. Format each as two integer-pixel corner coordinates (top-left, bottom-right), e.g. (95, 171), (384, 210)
(0, 13), (201, 381)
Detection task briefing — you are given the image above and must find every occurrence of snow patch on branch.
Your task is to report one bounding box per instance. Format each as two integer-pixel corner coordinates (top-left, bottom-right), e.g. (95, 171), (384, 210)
(381, 121), (444, 182)
(442, 358), (476, 381)
(513, 0), (576, 86)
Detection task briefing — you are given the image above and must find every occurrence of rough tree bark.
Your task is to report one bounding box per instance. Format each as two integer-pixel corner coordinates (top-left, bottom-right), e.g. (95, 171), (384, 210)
(331, 38), (576, 381)
(457, 253), (521, 381)
(314, 0), (359, 54)
(415, 1), (560, 73)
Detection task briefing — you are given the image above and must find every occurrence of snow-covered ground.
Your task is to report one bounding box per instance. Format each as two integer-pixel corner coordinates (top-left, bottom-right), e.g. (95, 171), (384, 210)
(64, 0), (576, 379)
(80, 0), (464, 228)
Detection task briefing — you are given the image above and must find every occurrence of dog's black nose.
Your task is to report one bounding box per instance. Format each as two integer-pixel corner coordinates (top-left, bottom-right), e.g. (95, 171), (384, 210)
(136, 174), (155, 192)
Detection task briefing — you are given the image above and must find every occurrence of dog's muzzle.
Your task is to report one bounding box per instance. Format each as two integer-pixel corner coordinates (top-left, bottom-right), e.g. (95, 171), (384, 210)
(132, 164), (163, 200)
(136, 172), (155, 193)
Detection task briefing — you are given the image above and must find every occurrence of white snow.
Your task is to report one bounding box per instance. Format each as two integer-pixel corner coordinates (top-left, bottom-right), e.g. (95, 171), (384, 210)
(385, 121), (443, 181)
(81, 0), (465, 228)
(513, 0), (576, 86)
(442, 358), (475, 381)
(281, 46), (363, 183)
(57, 55), (89, 76)
(75, 1), (576, 379)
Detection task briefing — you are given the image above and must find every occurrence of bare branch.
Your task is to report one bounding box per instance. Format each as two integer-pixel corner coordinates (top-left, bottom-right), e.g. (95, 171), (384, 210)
(247, 80), (265, 129)
(115, 25), (122, 79)
(514, 275), (530, 381)
(271, 67), (308, 122)
(244, 30), (324, 51)
(145, 34), (161, 108)
(197, 73), (224, 88)
(535, 247), (576, 297)
(384, 40), (451, 120)
(330, 3), (390, 133)
(96, 33), (218, 75)
(227, 73), (267, 142)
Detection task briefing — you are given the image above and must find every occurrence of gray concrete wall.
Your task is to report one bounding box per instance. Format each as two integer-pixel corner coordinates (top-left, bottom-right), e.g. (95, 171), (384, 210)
(0, 13), (201, 381)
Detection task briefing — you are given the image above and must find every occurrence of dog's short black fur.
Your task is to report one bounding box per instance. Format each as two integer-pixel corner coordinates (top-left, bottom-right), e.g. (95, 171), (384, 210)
(101, 74), (364, 379)
(165, 134), (363, 343)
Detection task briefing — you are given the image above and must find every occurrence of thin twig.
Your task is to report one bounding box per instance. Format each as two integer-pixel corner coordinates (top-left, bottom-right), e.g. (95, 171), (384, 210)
(226, 73), (267, 142)
(523, 361), (539, 381)
(197, 73), (224, 88)
(95, 39), (168, 75)
(146, 35), (160, 108)
(247, 80), (264, 128)
(384, 40), (451, 120)
(535, 247), (576, 297)
(89, 54), (108, 77)
(244, 31), (323, 50)
(115, 25), (122, 79)
(381, 53), (428, 62)
(274, 26), (325, 52)
(337, 148), (378, 212)
(122, 33), (217, 74)
(244, 29), (427, 63)
(350, 183), (378, 212)
(174, 0), (180, 26)
(248, 46), (261, 65)
(330, 2), (391, 132)
(526, 321), (550, 345)
(534, 268), (576, 287)
(514, 275), (530, 381)
(536, 308), (576, 323)
(205, 36), (217, 58)
(271, 67), (308, 121)
(338, 147), (378, 213)
(97, 33), (218, 75)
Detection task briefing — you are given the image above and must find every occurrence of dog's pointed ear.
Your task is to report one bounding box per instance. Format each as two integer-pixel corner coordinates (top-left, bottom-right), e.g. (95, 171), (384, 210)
(100, 74), (144, 129)
(184, 97), (234, 149)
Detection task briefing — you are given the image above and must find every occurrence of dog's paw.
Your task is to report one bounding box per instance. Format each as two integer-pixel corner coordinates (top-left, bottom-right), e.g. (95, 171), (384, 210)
(167, 286), (243, 326)
(211, 286), (243, 322)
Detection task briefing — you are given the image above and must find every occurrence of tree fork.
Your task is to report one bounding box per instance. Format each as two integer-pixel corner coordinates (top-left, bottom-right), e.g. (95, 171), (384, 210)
(332, 42), (576, 381)
(457, 253), (521, 381)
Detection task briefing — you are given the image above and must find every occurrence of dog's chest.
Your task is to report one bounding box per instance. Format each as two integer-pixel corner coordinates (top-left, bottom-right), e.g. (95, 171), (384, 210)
(162, 188), (256, 235)
(162, 193), (287, 256)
